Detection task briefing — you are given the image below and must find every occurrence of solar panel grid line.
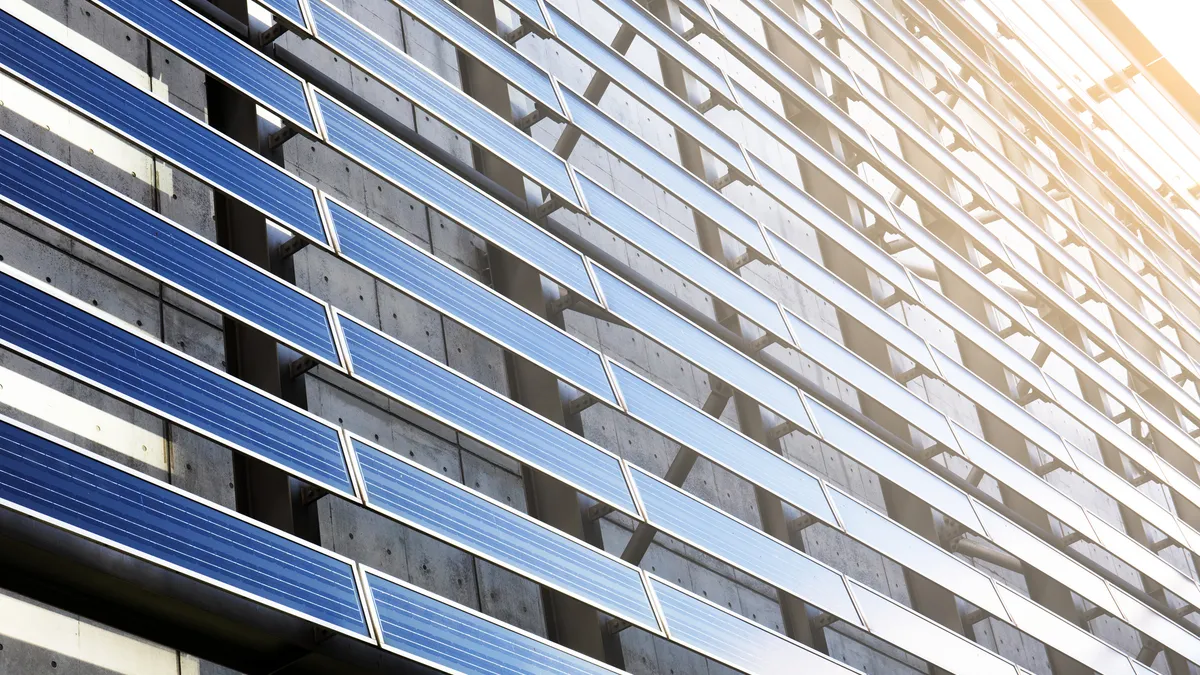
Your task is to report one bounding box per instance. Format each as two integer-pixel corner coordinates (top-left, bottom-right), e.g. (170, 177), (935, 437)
(323, 194), (618, 406)
(572, 169), (793, 343)
(311, 88), (601, 304)
(0, 264), (357, 497)
(362, 566), (627, 674)
(349, 434), (663, 634)
(607, 359), (840, 528)
(587, 260), (816, 434)
(0, 414), (372, 639)
(0, 7), (332, 247)
(306, 0), (582, 208)
(0, 128), (343, 370)
(261, 0), (313, 34)
(545, 4), (751, 179)
(556, 84), (775, 261)
(78, 0), (317, 133)
(334, 310), (642, 518)
(383, 0), (562, 113)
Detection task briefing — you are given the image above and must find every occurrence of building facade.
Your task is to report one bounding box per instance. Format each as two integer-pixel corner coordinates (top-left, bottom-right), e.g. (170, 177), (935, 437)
(2, 0), (1200, 672)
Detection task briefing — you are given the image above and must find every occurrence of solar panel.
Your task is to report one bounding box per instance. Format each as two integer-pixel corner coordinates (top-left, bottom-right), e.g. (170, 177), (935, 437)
(308, 0), (580, 207)
(574, 171), (791, 342)
(365, 568), (623, 674)
(589, 263), (814, 433)
(337, 312), (638, 516)
(609, 361), (837, 527)
(648, 575), (858, 675)
(1110, 583), (1200, 666)
(328, 198), (615, 405)
(994, 585), (1136, 675)
(86, 0), (315, 132)
(629, 465), (863, 626)
(558, 86), (772, 261)
(0, 416), (369, 636)
(1086, 514), (1200, 625)
(314, 91), (599, 303)
(564, 0), (734, 105)
(260, 0), (309, 32)
(353, 438), (660, 632)
(0, 9), (329, 246)
(804, 396), (984, 534)
(0, 267), (355, 496)
(847, 578), (1020, 675)
(0, 131), (341, 367)
(388, 0), (559, 108)
(547, 5), (749, 178)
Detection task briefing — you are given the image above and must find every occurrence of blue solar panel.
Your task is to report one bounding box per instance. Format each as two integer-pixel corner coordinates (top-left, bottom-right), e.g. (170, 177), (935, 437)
(590, 264), (814, 434)
(354, 439), (660, 631)
(366, 569), (621, 674)
(0, 269), (354, 496)
(559, 87), (772, 260)
(610, 361), (836, 527)
(547, 6), (748, 177)
(328, 199), (614, 404)
(649, 576), (858, 675)
(629, 465), (862, 626)
(0, 10), (329, 247)
(571, 0), (734, 104)
(338, 314), (638, 516)
(575, 175), (793, 348)
(0, 133), (340, 367)
(0, 417), (368, 636)
(262, 0), (309, 31)
(391, 0), (558, 108)
(88, 0), (315, 132)
(308, 0), (579, 207)
(315, 91), (598, 304)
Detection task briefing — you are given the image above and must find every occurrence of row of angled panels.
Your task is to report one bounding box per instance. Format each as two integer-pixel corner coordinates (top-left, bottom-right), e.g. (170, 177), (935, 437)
(7, 0), (1200, 667)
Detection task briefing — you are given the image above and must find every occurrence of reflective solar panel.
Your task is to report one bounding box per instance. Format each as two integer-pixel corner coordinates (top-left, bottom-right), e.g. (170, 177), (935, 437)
(353, 439), (659, 631)
(0, 132), (340, 367)
(609, 361), (837, 527)
(390, 0), (558, 107)
(87, 0), (315, 132)
(337, 313), (638, 516)
(847, 578), (1020, 675)
(0, 267), (355, 496)
(308, 0), (580, 207)
(1109, 585), (1200, 666)
(0, 9), (329, 246)
(560, 0), (734, 104)
(649, 576), (858, 675)
(590, 263), (814, 433)
(1086, 512), (1200, 610)
(827, 486), (1008, 620)
(365, 569), (622, 674)
(328, 198), (615, 405)
(994, 585), (1135, 675)
(1065, 440), (1187, 545)
(315, 91), (598, 303)
(630, 465), (862, 625)
(574, 172), (791, 342)
(0, 416), (369, 636)
(547, 5), (749, 177)
(558, 86), (771, 260)
(786, 310), (961, 454)
(259, 0), (309, 31)
(805, 395), (984, 534)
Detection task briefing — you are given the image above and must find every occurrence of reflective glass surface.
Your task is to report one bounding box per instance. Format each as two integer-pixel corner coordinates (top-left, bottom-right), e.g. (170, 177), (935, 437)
(0, 133), (340, 366)
(0, 417), (368, 635)
(1087, 513), (1200, 610)
(591, 263), (814, 432)
(329, 199), (615, 404)
(309, 0), (579, 206)
(338, 314), (638, 515)
(558, 86), (770, 258)
(315, 91), (598, 303)
(0, 10), (328, 245)
(610, 361), (837, 526)
(1066, 441), (1186, 544)
(355, 440), (658, 630)
(630, 465), (862, 625)
(1110, 585), (1200, 665)
(994, 584), (1135, 675)
(0, 269), (353, 495)
(367, 570), (620, 674)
